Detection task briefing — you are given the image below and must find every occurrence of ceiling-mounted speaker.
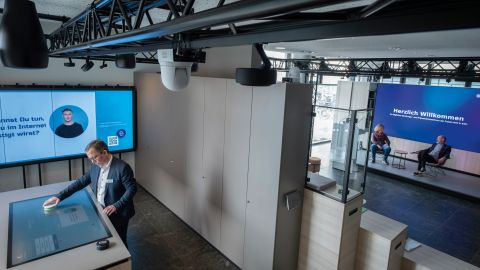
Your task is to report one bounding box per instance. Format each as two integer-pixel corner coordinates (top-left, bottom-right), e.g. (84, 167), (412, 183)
(116, 54), (136, 69)
(0, 0), (49, 69)
(236, 44), (277, 86)
(236, 68), (277, 86)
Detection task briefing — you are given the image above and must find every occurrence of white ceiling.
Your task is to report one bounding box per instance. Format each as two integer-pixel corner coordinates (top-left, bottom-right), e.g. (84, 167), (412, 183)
(0, 0), (238, 19)
(265, 28), (480, 58)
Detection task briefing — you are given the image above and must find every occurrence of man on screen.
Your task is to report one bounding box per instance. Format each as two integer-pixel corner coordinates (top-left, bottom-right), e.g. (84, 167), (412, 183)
(414, 135), (452, 175)
(43, 139), (137, 247)
(55, 108), (84, 138)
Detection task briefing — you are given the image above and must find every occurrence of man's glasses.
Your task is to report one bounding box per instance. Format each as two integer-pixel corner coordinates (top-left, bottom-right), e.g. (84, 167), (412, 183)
(88, 152), (104, 162)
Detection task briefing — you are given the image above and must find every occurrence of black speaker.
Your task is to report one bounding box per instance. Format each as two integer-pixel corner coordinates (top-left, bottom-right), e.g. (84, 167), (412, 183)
(235, 68), (277, 86)
(0, 0), (49, 68)
(116, 54), (136, 69)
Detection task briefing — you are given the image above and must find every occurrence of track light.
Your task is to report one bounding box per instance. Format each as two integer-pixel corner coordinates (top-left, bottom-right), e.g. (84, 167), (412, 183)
(378, 61), (392, 78)
(64, 58), (75, 67)
(454, 60), (477, 82)
(402, 60), (422, 75)
(99, 60), (108, 69)
(319, 60), (331, 72)
(347, 60), (359, 77)
(0, 0), (49, 68)
(81, 58), (94, 72)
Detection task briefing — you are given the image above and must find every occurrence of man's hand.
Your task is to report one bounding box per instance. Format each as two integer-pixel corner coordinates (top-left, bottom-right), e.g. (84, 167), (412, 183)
(43, 197), (60, 207)
(437, 157), (446, 165)
(103, 205), (117, 216)
(376, 145), (382, 150)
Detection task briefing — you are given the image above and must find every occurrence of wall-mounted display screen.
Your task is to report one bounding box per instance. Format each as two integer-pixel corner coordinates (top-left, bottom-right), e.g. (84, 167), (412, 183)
(373, 84), (480, 153)
(0, 88), (135, 167)
(8, 189), (111, 268)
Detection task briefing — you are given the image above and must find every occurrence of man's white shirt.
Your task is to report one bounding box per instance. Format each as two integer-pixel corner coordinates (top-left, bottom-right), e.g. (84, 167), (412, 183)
(97, 156), (113, 207)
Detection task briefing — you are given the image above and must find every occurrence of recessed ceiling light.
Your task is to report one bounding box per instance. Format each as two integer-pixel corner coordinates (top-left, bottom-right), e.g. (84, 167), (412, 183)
(275, 47), (286, 50)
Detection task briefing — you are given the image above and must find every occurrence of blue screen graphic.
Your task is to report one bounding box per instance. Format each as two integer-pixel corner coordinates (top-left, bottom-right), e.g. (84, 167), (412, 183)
(373, 84), (480, 153)
(0, 89), (135, 166)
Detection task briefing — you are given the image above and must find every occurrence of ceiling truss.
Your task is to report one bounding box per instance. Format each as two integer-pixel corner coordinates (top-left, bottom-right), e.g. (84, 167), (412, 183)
(270, 58), (480, 82)
(45, 0), (480, 79)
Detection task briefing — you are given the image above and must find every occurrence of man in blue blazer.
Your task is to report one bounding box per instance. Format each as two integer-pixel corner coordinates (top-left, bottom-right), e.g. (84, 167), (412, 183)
(414, 135), (452, 175)
(43, 139), (137, 246)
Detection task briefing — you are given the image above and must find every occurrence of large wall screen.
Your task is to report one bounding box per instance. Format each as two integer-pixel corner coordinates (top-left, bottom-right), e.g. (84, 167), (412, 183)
(373, 84), (480, 153)
(0, 88), (135, 167)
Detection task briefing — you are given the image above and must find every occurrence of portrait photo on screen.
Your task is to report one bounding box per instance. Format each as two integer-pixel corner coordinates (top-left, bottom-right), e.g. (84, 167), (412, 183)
(373, 84), (480, 153)
(50, 106), (88, 139)
(51, 91), (97, 157)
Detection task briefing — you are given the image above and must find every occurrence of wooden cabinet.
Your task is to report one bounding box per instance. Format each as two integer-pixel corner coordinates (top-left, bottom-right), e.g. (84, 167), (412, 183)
(220, 80), (252, 268)
(243, 84), (286, 270)
(298, 189), (363, 270)
(355, 210), (408, 270)
(135, 74), (313, 270)
(185, 78), (225, 248)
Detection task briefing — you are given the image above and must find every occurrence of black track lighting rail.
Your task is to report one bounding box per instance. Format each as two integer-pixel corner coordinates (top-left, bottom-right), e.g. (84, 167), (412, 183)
(270, 58), (480, 81)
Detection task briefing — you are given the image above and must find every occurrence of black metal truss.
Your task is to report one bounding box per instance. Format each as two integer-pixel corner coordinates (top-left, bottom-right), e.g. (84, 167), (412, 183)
(270, 58), (480, 81)
(48, 0), (339, 59)
(47, 0), (480, 60)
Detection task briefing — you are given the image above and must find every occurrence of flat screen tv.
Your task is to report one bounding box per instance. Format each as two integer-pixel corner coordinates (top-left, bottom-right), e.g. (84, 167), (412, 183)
(0, 87), (136, 167)
(373, 83), (480, 153)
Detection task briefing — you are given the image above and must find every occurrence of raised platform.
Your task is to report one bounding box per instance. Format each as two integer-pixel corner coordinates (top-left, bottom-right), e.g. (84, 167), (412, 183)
(368, 158), (480, 201)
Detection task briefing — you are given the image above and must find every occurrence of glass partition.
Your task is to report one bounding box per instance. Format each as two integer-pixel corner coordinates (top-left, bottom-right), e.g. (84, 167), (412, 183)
(308, 106), (373, 203)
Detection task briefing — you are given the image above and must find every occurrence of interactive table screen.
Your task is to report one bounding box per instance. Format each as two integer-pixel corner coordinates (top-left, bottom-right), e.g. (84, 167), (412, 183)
(7, 189), (111, 268)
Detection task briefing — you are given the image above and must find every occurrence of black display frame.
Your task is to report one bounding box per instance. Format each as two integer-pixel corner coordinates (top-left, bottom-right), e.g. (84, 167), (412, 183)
(0, 85), (137, 169)
(7, 188), (113, 268)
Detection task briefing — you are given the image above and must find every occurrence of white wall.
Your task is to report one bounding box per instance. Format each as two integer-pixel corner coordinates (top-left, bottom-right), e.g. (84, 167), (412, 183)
(194, 45), (257, 79)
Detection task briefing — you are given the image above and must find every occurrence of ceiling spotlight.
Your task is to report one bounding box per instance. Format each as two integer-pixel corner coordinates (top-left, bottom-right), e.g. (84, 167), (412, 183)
(99, 60), (108, 69)
(64, 58), (75, 67)
(454, 60), (477, 82)
(347, 60), (359, 77)
(0, 0), (49, 68)
(378, 61), (393, 78)
(402, 60), (422, 75)
(319, 60), (331, 72)
(81, 58), (94, 72)
(275, 47), (286, 50)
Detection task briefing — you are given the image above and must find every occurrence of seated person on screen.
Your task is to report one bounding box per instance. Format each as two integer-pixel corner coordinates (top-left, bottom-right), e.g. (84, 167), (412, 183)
(414, 135), (451, 175)
(55, 108), (84, 138)
(43, 140), (137, 247)
(370, 124), (391, 165)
